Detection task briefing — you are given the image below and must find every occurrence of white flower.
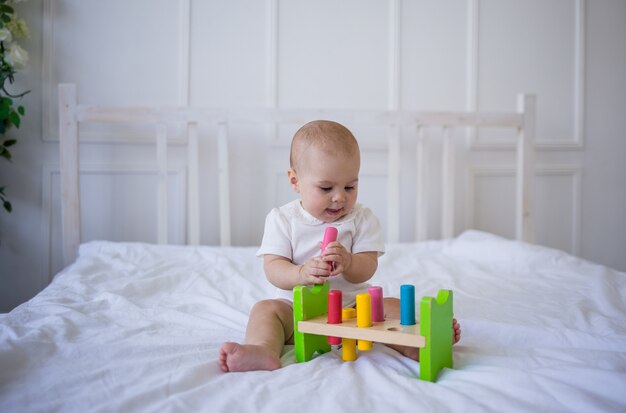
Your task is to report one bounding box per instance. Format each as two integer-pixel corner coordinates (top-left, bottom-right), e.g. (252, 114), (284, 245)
(5, 42), (28, 69)
(7, 17), (29, 39)
(0, 28), (11, 43)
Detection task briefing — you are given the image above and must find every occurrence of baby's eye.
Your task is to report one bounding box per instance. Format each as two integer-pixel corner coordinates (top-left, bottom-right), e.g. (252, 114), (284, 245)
(320, 187), (332, 192)
(345, 186), (355, 191)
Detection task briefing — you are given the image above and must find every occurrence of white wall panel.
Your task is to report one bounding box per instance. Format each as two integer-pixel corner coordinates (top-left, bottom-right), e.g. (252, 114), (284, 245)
(43, 0), (183, 141)
(471, 170), (516, 238)
(401, 0), (467, 110)
(278, 0), (388, 108)
(189, 0), (266, 108)
(534, 168), (581, 254)
(44, 165), (186, 280)
(469, 166), (581, 254)
(476, 0), (583, 148)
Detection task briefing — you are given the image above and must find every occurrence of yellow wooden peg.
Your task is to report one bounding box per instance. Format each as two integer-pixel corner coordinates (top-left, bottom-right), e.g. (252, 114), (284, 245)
(356, 293), (373, 351)
(341, 308), (357, 361)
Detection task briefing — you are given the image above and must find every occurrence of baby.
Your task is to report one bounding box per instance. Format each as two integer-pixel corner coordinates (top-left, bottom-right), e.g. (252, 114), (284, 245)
(219, 120), (460, 372)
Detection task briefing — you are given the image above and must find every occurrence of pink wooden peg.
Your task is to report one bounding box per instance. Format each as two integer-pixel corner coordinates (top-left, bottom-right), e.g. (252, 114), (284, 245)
(368, 286), (385, 322)
(321, 227), (338, 253)
(321, 227), (338, 271)
(327, 289), (342, 345)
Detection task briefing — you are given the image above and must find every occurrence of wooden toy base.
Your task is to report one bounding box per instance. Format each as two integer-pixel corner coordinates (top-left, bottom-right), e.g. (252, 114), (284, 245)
(297, 316), (425, 348)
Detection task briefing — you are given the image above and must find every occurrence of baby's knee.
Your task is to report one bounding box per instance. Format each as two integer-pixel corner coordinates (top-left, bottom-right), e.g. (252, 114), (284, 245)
(383, 297), (401, 318)
(251, 299), (292, 317)
(383, 297), (400, 308)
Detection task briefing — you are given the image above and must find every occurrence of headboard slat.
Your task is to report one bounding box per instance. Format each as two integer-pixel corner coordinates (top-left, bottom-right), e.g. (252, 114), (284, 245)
(156, 123), (168, 244)
(217, 122), (231, 247)
(386, 125), (401, 243)
(415, 126), (427, 242)
(441, 127), (455, 239)
(187, 122), (200, 245)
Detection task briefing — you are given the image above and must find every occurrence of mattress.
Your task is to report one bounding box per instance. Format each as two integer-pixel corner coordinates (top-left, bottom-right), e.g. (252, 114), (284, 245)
(1, 230), (625, 412)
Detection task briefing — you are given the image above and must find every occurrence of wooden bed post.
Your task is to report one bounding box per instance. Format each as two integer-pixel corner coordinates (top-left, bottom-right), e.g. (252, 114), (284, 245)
(516, 94), (536, 243)
(58, 84), (80, 267)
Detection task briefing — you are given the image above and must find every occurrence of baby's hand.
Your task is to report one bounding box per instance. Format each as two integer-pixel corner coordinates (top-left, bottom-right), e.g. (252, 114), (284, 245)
(321, 241), (352, 276)
(298, 256), (332, 285)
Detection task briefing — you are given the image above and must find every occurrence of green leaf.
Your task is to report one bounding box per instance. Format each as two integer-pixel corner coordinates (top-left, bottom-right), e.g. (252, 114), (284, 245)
(0, 14), (9, 23)
(0, 5), (13, 13)
(17, 105), (24, 115)
(3, 200), (11, 213)
(0, 146), (10, 160)
(9, 111), (20, 128)
(3, 138), (16, 147)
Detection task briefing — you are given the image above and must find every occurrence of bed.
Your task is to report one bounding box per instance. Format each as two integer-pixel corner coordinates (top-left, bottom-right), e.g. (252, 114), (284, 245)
(1, 85), (625, 412)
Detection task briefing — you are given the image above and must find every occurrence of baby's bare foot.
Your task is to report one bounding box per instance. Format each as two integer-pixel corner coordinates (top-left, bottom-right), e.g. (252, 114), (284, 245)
(453, 318), (461, 344)
(219, 342), (282, 372)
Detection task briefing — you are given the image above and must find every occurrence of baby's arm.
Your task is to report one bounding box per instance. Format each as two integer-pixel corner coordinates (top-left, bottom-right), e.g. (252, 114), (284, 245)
(321, 242), (378, 284)
(263, 254), (332, 290)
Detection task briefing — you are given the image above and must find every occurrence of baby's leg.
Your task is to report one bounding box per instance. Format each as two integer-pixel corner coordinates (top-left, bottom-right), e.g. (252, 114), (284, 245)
(382, 297), (461, 361)
(219, 299), (293, 372)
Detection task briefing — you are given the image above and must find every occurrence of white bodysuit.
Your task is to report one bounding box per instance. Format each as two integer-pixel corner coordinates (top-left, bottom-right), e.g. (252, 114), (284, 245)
(256, 199), (385, 307)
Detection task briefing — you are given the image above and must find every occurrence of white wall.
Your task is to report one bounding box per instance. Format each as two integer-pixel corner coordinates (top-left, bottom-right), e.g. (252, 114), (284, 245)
(1, 0), (625, 312)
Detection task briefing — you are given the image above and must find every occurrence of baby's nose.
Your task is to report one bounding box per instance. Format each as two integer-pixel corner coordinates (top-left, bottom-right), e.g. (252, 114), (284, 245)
(332, 191), (346, 203)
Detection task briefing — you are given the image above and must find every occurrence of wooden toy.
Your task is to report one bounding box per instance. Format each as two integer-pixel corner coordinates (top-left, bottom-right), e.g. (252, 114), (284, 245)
(401, 284), (416, 325)
(293, 282), (331, 361)
(293, 283), (454, 382)
(327, 290), (342, 345)
(321, 226), (338, 272)
(341, 308), (357, 361)
(321, 226), (338, 253)
(356, 293), (373, 351)
(368, 286), (384, 322)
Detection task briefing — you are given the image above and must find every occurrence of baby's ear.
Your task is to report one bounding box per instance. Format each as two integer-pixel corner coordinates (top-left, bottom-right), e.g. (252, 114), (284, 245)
(287, 168), (300, 192)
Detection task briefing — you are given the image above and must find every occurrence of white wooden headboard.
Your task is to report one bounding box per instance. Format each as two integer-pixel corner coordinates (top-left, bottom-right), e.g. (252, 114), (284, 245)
(58, 84), (536, 267)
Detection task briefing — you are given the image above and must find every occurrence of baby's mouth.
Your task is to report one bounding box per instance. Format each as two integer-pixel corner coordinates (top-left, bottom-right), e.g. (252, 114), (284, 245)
(326, 207), (343, 215)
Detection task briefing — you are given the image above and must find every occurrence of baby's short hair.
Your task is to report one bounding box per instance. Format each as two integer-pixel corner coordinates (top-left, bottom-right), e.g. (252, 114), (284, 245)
(290, 120), (360, 169)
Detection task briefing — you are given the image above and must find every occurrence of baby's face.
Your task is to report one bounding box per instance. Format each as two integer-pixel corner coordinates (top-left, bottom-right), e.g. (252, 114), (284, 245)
(290, 147), (359, 223)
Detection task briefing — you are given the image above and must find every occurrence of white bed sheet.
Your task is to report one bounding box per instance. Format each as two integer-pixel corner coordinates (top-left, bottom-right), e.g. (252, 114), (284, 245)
(1, 230), (625, 412)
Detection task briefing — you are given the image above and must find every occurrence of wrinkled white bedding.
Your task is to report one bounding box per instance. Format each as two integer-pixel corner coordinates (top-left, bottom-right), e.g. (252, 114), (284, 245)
(1, 231), (625, 412)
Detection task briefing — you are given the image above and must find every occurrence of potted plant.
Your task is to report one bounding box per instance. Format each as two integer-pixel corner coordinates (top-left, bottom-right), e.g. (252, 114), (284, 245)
(0, 0), (29, 213)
